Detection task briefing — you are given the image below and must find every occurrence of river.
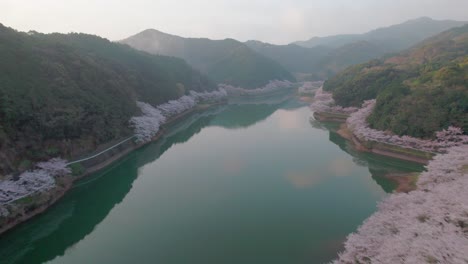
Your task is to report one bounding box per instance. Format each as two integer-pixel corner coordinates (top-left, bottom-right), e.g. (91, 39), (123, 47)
(0, 93), (423, 264)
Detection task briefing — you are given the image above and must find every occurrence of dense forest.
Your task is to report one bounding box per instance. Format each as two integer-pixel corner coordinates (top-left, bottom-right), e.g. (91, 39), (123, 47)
(323, 24), (468, 138)
(0, 24), (215, 176)
(120, 29), (294, 88)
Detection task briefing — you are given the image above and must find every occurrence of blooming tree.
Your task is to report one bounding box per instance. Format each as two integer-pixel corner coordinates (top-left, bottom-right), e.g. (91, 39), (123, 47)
(130, 89), (227, 143)
(0, 158), (70, 216)
(310, 87), (358, 114)
(189, 89), (227, 102)
(157, 95), (196, 117)
(347, 100), (467, 152)
(334, 145), (468, 263)
(36, 158), (71, 177)
(130, 101), (166, 143)
(219, 80), (293, 96)
(298, 81), (323, 95)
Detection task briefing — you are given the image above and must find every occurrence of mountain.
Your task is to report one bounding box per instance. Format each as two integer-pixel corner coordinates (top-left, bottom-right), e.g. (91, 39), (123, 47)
(120, 29), (294, 88)
(294, 34), (361, 49)
(247, 18), (467, 81)
(245, 39), (387, 80)
(0, 24), (215, 175)
(311, 40), (389, 80)
(324, 24), (468, 138)
(295, 17), (467, 51)
(245, 40), (332, 76)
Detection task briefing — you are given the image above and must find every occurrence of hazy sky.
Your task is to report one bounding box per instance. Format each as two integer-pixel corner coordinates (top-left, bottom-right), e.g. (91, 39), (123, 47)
(2, 0), (468, 44)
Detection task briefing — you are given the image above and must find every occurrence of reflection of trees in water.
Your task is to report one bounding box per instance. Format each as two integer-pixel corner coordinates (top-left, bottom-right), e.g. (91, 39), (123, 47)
(0, 95), (307, 264)
(212, 95), (307, 129)
(0, 156), (140, 264)
(309, 117), (342, 132)
(0, 107), (223, 264)
(327, 131), (424, 193)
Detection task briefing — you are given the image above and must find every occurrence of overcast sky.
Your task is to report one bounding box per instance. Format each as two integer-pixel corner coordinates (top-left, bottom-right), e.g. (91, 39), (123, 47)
(2, 0), (468, 44)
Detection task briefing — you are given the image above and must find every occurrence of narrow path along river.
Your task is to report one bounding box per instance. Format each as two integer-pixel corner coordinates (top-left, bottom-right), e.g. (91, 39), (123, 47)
(0, 93), (423, 264)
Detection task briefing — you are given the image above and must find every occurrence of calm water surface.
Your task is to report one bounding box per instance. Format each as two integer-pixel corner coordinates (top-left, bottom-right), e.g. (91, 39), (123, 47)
(0, 94), (423, 264)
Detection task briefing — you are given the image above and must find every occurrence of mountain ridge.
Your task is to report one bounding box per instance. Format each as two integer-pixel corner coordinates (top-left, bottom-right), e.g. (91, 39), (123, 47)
(323, 24), (468, 138)
(120, 29), (295, 88)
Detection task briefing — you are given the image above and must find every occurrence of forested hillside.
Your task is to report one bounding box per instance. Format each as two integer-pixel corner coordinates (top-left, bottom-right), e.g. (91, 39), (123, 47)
(250, 17), (467, 80)
(120, 29), (294, 88)
(323, 24), (468, 138)
(0, 24), (215, 176)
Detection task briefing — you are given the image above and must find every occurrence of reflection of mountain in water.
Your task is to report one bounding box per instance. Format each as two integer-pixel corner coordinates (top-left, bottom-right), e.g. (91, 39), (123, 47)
(212, 95), (307, 129)
(0, 94), (306, 264)
(327, 130), (424, 193)
(0, 107), (223, 264)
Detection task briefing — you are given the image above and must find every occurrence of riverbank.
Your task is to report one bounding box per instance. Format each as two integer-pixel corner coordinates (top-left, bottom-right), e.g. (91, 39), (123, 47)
(313, 120), (424, 193)
(333, 145), (468, 263)
(313, 111), (434, 165)
(336, 123), (434, 164)
(0, 102), (224, 236)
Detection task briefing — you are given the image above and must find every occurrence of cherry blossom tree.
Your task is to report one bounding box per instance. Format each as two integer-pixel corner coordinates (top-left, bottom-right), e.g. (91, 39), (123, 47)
(310, 87), (358, 114)
(0, 158), (70, 216)
(130, 89), (227, 143)
(130, 102), (166, 143)
(36, 158), (71, 177)
(298, 81), (323, 95)
(189, 88), (227, 102)
(334, 145), (468, 264)
(219, 80), (293, 96)
(346, 100), (467, 152)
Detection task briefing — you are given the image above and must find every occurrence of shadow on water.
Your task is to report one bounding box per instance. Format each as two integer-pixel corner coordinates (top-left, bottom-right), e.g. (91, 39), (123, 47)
(311, 119), (425, 193)
(0, 94), (304, 264)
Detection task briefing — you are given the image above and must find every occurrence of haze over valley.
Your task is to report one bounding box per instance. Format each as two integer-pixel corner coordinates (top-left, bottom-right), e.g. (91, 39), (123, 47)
(0, 1), (467, 263)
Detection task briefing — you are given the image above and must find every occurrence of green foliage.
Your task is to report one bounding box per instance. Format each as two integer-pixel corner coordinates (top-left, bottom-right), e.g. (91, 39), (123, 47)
(325, 24), (468, 138)
(70, 163), (85, 176)
(206, 45), (294, 88)
(0, 24), (215, 175)
(121, 30), (294, 88)
(18, 159), (32, 171)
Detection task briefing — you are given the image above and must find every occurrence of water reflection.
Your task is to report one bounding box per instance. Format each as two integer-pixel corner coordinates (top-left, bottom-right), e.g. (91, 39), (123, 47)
(0, 96), (422, 264)
(318, 121), (424, 193)
(0, 94), (305, 264)
(212, 92), (307, 129)
(285, 171), (322, 188)
(0, 157), (139, 264)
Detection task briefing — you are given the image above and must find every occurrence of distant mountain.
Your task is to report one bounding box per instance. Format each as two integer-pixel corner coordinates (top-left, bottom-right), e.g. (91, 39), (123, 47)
(247, 17), (467, 80)
(324, 24), (468, 138)
(295, 17), (467, 51)
(294, 34), (361, 49)
(120, 30), (294, 88)
(0, 24), (215, 175)
(309, 40), (390, 80)
(245, 40), (331, 76)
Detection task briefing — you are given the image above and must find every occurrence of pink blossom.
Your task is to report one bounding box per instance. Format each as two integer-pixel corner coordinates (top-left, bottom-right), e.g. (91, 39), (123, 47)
(346, 100), (466, 152)
(0, 158), (70, 214)
(36, 158), (71, 177)
(219, 80), (293, 96)
(310, 87), (358, 114)
(334, 145), (468, 263)
(130, 89), (227, 143)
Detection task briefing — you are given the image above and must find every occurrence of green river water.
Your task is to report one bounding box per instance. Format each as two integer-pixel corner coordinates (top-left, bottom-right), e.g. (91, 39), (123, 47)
(0, 94), (423, 264)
